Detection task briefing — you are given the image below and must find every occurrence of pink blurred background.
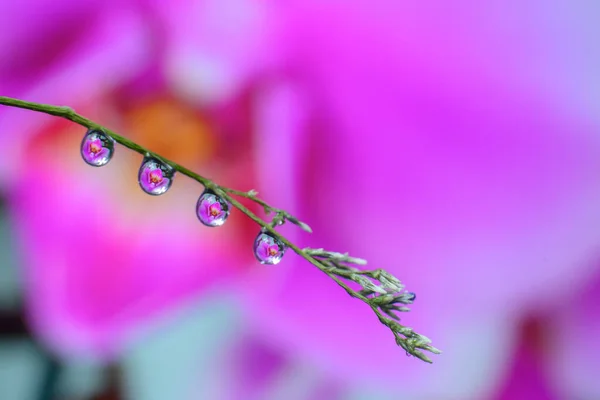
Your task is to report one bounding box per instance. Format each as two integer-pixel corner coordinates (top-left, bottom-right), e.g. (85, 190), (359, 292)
(1, 1), (600, 399)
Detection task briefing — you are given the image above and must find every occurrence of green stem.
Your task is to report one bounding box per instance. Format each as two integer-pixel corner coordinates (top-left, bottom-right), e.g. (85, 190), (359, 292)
(0, 95), (439, 363)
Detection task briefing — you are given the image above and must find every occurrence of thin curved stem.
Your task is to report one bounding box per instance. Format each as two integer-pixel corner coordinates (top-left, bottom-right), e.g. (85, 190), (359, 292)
(0, 95), (440, 362)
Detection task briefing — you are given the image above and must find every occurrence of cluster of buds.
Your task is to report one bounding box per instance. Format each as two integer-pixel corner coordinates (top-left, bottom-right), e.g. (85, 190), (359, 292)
(304, 248), (441, 362)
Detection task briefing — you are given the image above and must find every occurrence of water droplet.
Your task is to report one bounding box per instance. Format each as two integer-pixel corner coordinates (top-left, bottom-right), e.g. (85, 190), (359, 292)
(196, 189), (230, 227)
(80, 129), (115, 167)
(253, 231), (286, 265)
(138, 157), (175, 196)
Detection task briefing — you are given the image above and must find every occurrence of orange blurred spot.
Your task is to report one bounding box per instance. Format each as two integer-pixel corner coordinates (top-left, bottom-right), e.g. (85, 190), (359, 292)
(124, 98), (216, 166)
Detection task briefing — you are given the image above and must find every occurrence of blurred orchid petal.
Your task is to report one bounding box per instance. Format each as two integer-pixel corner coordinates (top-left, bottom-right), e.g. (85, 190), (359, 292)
(10, 154), (247, 359)
(0, 3), (152, 183)
(142, 0), (279, 104)
(237, 0), (600, 397)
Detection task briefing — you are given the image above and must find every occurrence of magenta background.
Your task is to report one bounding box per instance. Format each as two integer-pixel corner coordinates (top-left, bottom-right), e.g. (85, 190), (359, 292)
(1, 1), (600, 399)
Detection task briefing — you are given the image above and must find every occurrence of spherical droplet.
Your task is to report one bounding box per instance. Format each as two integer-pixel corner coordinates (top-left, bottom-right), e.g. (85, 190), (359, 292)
(138, 157), (175, 196)
(196, 189), (231, 227)
(80, 129), (115, 167)
(253, 231), (286, 265)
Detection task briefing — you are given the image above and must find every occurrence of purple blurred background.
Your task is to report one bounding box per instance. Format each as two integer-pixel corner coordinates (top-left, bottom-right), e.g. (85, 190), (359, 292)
(1, 1), (600, 399)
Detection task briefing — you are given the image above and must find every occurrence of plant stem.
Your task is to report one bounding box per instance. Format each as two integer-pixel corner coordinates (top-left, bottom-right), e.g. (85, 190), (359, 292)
(0, 95), (440, 362)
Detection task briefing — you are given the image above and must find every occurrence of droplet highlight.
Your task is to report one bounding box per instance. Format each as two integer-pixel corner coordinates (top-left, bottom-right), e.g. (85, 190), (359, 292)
(138, 157), (175, 196)
(253, 231), (286, 265)
(80, 129), (115, 167)
(196, 189), (230, 227)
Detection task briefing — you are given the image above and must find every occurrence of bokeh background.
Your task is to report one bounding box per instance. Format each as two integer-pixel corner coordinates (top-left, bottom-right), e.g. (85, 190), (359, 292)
(1, 1), (600, 399)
